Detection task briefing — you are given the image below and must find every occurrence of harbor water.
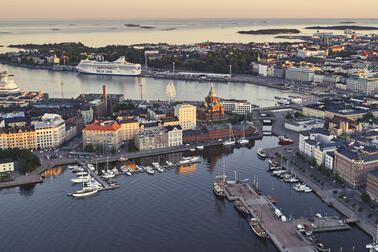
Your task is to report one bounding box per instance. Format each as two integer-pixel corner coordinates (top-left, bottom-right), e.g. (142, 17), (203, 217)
(0, 136), (370, 252)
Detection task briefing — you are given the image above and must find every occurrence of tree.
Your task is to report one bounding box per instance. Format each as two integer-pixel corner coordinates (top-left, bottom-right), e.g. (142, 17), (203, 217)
(309, 158), (317, 168)
(111, 148), (116, 155)
(361, 191), (371, 203)
(285, 113), (293, 119)
(362, 112), (375, 122)
(324, 118), (330, 129)
(85, 144), (94, 152)
(294, 112), (304, 118)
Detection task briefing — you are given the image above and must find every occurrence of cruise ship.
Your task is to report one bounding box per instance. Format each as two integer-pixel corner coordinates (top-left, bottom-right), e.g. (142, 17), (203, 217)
(0, 71), (20, 93)
(76, 56), (141, 76)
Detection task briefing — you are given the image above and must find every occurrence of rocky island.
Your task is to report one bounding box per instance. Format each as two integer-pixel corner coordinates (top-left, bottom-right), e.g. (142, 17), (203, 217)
(238, 29), (300, 35)
(305, 25), (378, 30)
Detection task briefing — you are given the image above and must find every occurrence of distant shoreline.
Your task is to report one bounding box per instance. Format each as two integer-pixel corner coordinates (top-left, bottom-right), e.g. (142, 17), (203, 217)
(305, 25), (378, 30)
(238, 29), (300, 35)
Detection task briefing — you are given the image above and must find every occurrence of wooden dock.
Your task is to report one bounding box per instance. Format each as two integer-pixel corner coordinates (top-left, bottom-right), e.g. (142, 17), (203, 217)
(221, 182), (351, 252)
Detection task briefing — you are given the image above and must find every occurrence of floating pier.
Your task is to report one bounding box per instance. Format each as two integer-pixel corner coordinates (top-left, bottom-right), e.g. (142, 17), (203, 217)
(221, 182), (350, 252)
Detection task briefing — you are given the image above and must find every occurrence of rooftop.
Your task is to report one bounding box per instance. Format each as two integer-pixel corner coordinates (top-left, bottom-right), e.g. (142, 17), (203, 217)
(83, 120), (121, 132)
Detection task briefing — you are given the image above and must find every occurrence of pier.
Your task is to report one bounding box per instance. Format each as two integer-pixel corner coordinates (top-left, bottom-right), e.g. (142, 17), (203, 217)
(221, 182), (351, 252)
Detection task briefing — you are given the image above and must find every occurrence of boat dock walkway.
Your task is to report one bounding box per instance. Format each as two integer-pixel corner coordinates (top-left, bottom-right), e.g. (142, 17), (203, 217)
(81, 164), (119, 191)
(222, 182), (351, 252)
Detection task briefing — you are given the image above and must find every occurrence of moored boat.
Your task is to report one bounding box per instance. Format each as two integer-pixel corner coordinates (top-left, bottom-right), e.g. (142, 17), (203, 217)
(234, 200), (249, 216)
(213, 182), (225, 198)
(249, 218), (267, 238)
(72, 188), (98, 198)
(314, 242), (331, 252)
(196, 145), (204, 150)
(257, 148), (267, 159)
(278, 136), (294, 145)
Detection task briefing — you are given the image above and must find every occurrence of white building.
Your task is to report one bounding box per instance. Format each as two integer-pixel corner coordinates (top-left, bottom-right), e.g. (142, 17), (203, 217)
(223, 99), (253, 115)
(346, 77), (378, 95)
(166, 125), (182, 147)
(285, 118), (324, 132)
(258, 64), (268, 76)
(299, 129), (336, 156)
(285, 67), (315, 82)
(32, 113), (66, 149)
(297, 49), (326, 58)
(174, 104), (196, 130)
(0, 160), (14, 173)
(324, 151), (335, 170)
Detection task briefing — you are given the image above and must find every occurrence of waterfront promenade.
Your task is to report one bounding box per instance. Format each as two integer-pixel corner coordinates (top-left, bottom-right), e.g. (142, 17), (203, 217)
(0, 133), (262, 189)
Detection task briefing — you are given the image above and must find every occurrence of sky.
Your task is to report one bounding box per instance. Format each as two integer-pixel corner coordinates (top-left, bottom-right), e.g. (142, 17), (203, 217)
(2, 0), (378, 19)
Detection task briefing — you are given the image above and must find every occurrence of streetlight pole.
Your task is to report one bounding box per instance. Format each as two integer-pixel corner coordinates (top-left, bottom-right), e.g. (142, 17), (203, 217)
(229, 64), (232, 78)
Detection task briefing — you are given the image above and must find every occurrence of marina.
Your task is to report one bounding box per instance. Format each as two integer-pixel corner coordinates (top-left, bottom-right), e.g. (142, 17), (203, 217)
(221, 182), (352, 252)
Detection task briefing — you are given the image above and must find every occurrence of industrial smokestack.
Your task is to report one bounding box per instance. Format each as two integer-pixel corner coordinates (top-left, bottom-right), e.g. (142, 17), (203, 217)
(103, 85), (107, 112)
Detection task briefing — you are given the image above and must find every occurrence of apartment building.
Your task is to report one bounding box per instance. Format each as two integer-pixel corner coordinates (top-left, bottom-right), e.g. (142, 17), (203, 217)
(174, 104), (196, 130)
(33, 114), (66, 149)
(82, 121), (122, 151)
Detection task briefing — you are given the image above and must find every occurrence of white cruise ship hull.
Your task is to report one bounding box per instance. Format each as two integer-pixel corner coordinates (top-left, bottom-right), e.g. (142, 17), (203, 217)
(76, 56), (142, 76)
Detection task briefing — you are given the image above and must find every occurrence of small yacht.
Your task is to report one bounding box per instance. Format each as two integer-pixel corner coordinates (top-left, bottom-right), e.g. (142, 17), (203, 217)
(76, 171), (88, 176)
(190, 156), (200, 163)
(146, 166), (155, 175)
(165, 161), (173, 166)
(257, 148), (267, 159)
(72, 167), (85, 173)
(68, 165), (78, 170)
(223, 124), (236, 146)
(120, 165), (127, 173)
(157, 166), (164, 172)
(126, 171), (132, 176)
(152, 162), (160, 169)
(179, 157), (192, 165)
(112, 168), (119, 175)
(238, 138), (249, 145)
(72, 188), (98, 198)
(71, 175), (91, 183)
(87, 164), (95, 171)
(196, 145), (204, 150)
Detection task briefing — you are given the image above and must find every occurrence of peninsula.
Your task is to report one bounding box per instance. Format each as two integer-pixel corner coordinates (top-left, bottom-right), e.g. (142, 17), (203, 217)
(305, 25), (378, 30)
(238, 29), (300, 35)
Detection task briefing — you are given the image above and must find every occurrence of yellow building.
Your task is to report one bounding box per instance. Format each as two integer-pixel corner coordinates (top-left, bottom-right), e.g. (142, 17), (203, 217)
(162, 116), (180, 127)
(174, 104), (196, 130)
(0, 127), (37, 150)
(82, 121), (122, 151)
(119, 118), (139, 141)
(0, 160), (14, 173)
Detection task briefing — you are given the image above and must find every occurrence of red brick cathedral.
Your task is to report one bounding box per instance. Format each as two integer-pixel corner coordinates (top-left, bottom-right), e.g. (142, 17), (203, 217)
(198, 85), (224, 120)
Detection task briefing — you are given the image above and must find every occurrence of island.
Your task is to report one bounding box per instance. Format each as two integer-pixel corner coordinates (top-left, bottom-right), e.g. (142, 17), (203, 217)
(305, 25), (378, 30)
(125, 24), (140, 27)
(238, 29), (300, 35)
(339, 21), (355, 24)
(140, 26), (156, 29)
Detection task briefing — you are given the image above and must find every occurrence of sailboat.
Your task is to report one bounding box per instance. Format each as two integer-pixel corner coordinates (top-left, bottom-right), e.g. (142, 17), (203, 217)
(223, 124), (235, 146)
(238, 125), (249, 145)
(72, 177), (98, 198)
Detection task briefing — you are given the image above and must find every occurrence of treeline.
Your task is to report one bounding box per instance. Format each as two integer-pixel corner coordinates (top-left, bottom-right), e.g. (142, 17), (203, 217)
(150, 49), (257, 74)
(0, 148), (41, 175)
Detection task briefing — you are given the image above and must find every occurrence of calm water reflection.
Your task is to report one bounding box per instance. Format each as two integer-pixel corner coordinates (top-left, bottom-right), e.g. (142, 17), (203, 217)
(0, 136), (370, 252)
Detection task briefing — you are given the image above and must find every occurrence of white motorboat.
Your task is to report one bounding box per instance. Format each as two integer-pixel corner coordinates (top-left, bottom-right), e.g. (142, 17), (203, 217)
(107, 170), (114, 176)
(67, 165), (78, 170)
(152, 162), (160, 168)
(190, 156), (200, 163)
(146, 166), (155, 175)
(87, 164), (95, 171)
(72, 188), (98, 198)
(71, 175), (91, 183)
(72, 167), (85, 173)
(102, 173), (115, 179)
(196, 145), (204, 150)
(223, 140), (235, 146)
(126, 171), (132, 176)
(157, 166), (164, 172)
(76, 171), (88, 176)
(112, 168), (119, 175)
(165, 161), (173, 166)
(238, 138), (249, 145)
(257, 148), (267, 159)
(120, 165), (127, 172)
(179, 157), (192, 165)
(189, 148), (196, 152)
